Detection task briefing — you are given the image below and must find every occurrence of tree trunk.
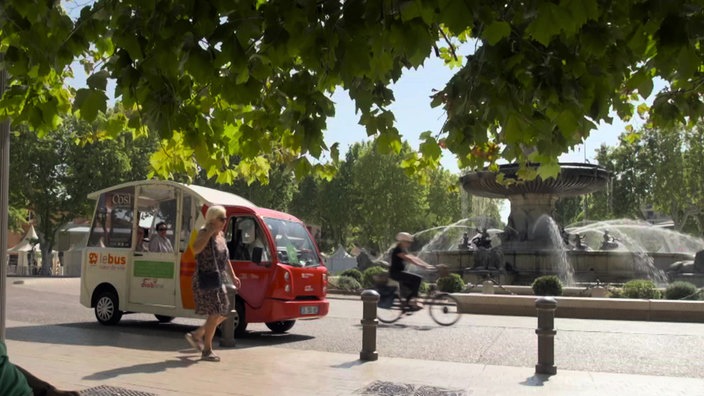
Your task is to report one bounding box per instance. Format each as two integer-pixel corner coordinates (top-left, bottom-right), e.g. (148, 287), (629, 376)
(40, 245), (52, 276)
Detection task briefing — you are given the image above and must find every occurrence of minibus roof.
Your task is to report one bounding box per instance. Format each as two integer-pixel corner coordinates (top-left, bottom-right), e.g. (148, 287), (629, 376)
(87, 180), (257, 208)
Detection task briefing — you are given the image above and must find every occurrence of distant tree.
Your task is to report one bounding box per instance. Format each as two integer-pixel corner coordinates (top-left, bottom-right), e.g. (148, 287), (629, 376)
(349, 142), (426, 252)
(554, 197), (583, 226)
(592, 141), (651, 220)
(424, 168), (462, 227)
(591, 124), (704, 234)
(317, 146), (358, 250)
(289, 175), (320, 223)
(9, 116), (156, 274)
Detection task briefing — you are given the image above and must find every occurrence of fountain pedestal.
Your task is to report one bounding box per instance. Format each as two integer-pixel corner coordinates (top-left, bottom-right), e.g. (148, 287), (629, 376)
(506, 193), (559, 248)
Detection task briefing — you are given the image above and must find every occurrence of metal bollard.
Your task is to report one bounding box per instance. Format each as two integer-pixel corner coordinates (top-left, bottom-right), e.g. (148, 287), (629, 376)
(360, 289), (379, 361)
(220, 285), (239, 347)
(535, 297), (557, 375)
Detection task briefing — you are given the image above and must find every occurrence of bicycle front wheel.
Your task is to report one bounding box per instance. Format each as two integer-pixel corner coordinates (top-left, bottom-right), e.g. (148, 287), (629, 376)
(428, 293), (461, 326)
(377, 294), (404, 324)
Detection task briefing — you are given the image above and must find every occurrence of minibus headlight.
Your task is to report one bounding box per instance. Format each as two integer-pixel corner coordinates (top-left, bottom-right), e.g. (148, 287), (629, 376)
(284, 272), (290, 282)
(322, 273), (327, 283)
(285, 285), (291, 293)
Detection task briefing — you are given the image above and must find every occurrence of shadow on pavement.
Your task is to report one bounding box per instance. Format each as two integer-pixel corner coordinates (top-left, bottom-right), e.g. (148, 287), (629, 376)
(6, 321), (314, 352)
(376, 323), (435, 331)
(520, 374), (551, 387)
(330, 359), (371, 369)
(83, 356), (199, 380)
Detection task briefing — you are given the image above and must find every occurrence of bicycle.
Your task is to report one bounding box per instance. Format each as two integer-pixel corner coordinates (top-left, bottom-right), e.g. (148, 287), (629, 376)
(372, 271), (461, 326)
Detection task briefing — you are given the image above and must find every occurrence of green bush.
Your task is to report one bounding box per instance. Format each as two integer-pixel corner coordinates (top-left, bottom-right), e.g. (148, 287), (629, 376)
(622, 279), (661, 299)
(362, 266), (388, 288)
(340, 268), (363, 284)
(665, 281), (699, 300)
(436, 273), (465, 293)
(609, 288), (623, 298)
(419, 281), (430, 294)
(531, 275), (563, 296)
(336, 276), (362, 292)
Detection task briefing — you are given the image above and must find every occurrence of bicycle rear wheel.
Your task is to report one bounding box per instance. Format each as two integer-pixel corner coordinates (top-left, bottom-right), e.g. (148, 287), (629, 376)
(377, 294), (404, 324)
(428, 293), (461, 326)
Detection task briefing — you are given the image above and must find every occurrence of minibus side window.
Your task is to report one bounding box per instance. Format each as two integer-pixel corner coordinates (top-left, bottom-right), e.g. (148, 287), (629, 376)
(230, 217), (271, 265)
(87, 188), (134, 248)
(136, 185), (177, 253)
(179, 195), (194, 252)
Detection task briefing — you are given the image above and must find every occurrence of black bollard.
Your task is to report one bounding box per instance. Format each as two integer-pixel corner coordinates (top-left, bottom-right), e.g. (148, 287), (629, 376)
(360, 289), (379, 361)
(220, 285), (238, 347)
(535, 297), (557, 375)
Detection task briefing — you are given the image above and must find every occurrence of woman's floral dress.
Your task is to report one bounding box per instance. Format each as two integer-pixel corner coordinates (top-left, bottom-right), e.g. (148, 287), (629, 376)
(192, 235), (230, 316)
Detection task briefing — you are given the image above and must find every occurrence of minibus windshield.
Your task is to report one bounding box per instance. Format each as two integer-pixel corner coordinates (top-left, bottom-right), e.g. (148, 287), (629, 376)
(264, 218), (320, 267)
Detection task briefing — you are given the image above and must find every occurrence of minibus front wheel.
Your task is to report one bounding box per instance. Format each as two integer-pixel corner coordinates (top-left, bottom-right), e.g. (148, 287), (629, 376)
(234, 300), (247, 337)
(265, 320), (296, 333)
(95, 291), (122, 325)
(154, 315), (174, 323)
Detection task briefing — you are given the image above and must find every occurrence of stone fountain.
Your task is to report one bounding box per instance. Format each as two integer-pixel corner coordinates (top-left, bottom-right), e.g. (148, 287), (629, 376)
(419, 163), (704, 286)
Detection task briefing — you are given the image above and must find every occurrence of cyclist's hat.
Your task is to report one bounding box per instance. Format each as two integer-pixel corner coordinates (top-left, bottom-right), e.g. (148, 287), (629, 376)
(395, 232), (414, 243)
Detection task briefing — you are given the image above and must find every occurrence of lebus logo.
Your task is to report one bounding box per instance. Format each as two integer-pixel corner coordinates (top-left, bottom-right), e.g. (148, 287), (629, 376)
(88, 252), (127, 266)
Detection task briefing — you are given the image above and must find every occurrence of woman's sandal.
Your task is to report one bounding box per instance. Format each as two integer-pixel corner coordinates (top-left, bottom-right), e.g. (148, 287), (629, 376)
(201, 350), (221, 362)
(185, 332), (204, 352)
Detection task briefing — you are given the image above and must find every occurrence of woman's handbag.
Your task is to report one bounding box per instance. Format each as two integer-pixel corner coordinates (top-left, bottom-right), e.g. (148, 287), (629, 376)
(198, 271), (222, 290)
(197, 238), (222, 290)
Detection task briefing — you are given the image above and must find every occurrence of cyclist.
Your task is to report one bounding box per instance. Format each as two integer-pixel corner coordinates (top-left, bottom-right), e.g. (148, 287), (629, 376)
(390, 232), (434, 310)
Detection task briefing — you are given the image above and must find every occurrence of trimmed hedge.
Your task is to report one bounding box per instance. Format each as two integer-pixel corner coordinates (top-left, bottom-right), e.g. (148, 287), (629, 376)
(340, 268), (363, 284)
(419, 281), (430, 294)
(665, 281), (699, 300)
(362, 266), (388, 288)
(436, 273), (465, 293)
(531, 275), (563, 296)
(622, 279), (661, 299)
(336, 275), (362, 292)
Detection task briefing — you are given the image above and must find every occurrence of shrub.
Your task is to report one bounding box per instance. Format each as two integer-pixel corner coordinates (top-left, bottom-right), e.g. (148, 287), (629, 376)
(665, 281), (699, 300)
(609, 288), (623, 298)
(419, 281), (430, 294)
(622, 279), (661, 299)
(531, 275), (563, 296)
(436, 273), (465, 293)
(362, 266), (388, 288)
(340, 268), (363, 284)
(336, 276), (362, 292)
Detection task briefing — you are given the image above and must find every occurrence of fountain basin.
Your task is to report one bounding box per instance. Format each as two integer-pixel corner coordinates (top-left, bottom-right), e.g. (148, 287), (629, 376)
(452, 293), (704, 322)
(423, 250), (694, 285)
(460, 162), (611, 198)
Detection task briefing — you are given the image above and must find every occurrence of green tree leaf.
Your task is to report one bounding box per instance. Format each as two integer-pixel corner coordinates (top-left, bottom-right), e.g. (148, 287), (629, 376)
(483, 21), (511, 45)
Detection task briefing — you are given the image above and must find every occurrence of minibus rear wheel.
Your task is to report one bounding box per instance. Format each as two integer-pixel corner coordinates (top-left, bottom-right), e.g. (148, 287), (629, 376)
(95, 291), (122, 325)
(265, 320), (296, 333)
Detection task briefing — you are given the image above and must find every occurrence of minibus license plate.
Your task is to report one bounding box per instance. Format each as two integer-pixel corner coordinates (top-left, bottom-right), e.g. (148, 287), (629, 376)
(300, 306), (318, 315)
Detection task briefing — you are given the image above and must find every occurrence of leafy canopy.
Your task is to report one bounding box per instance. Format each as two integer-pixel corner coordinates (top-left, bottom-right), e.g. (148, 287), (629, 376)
(1, 0), (703, 180)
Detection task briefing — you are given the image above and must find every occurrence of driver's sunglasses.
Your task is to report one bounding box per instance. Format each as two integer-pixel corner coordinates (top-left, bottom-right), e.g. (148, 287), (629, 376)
(158, 227), (167, 232)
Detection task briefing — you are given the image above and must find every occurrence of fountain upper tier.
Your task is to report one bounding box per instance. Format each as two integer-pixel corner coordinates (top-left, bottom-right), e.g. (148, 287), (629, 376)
(460, 163), (611, 199)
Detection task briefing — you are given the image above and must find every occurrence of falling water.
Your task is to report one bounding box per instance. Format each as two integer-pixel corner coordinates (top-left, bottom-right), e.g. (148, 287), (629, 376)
(567, 219), (704, 254)
(566, 220), (679, 285)
(534, 215), (575, 286)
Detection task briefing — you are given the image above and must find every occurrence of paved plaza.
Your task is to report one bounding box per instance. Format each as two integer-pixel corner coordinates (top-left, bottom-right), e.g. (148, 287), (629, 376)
(6, 317), (704, 396)
(4, 279), (704, 395)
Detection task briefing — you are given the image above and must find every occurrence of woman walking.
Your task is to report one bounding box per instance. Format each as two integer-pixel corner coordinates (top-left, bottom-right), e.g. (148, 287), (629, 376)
(185, 205), (241, 361)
